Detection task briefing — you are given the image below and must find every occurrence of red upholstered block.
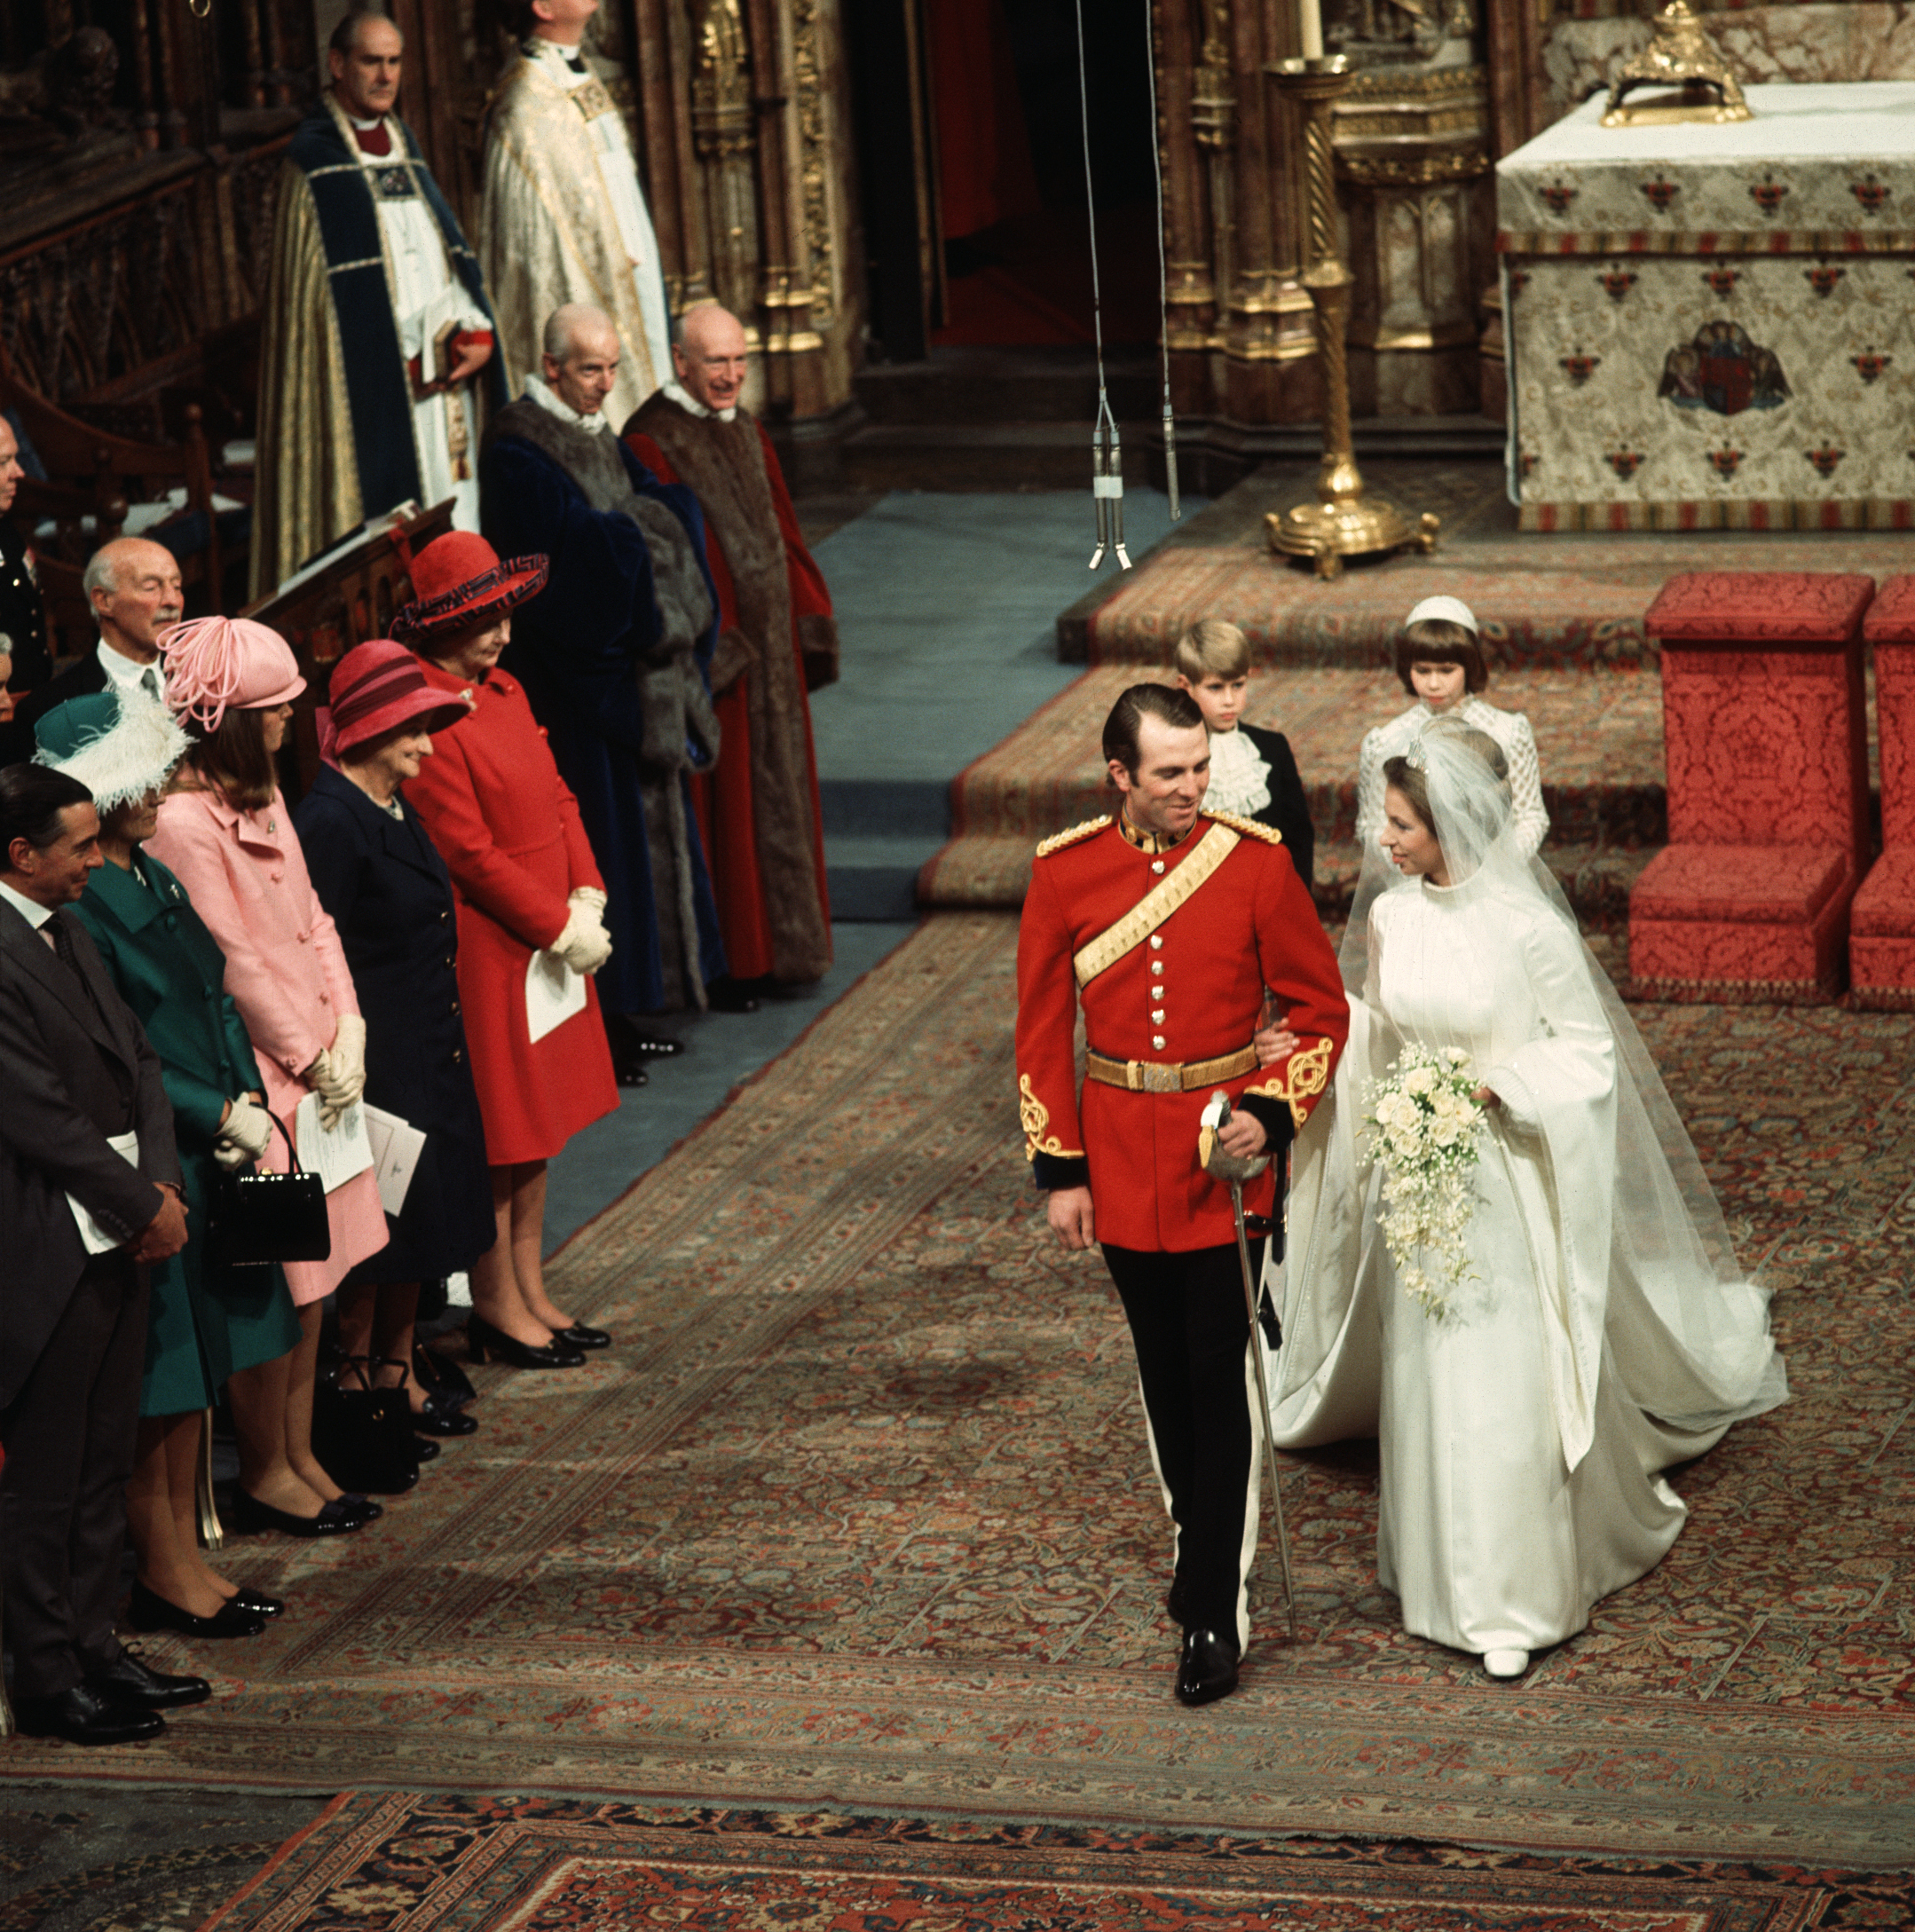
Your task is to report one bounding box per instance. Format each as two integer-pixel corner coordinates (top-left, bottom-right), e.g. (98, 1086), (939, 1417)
(1645, 571), (1875, 643)
(1628, 844), (1847, 923)
(1862, 574), (1915, 643)
(1850, 848), (1915, 936)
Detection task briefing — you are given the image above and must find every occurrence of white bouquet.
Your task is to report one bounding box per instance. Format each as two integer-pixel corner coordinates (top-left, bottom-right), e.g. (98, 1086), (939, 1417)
(1361, 1043), (1486, 1318)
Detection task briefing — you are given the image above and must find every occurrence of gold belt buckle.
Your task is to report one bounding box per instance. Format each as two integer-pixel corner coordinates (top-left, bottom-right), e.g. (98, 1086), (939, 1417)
(1138, 1061), (1181, 1094)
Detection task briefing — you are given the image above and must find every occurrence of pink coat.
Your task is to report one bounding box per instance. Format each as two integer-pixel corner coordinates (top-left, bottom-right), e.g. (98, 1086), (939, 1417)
(147, 785), (389, 1304)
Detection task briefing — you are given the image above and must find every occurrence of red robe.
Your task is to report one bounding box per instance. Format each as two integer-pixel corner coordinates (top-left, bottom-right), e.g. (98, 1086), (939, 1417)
(1015, 811), (1348, 1252)
(624, 399), (834, 984)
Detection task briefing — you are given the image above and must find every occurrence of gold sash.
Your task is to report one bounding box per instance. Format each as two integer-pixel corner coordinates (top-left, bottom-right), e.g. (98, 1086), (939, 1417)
(1071, 821), (1240, 989)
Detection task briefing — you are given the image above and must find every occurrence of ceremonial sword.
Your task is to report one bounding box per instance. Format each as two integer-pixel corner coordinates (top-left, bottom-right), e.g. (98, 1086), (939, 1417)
(1200, 1090), (1300, 1643)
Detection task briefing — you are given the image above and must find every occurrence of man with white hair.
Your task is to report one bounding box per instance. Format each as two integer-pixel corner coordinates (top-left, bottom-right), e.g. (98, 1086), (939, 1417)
(13, 538), (184, 745)
(478, 0), (672, 430)
(479, 303), (745, 1068)
(625, 304), (837, 994)
(251, 8), (504, 599)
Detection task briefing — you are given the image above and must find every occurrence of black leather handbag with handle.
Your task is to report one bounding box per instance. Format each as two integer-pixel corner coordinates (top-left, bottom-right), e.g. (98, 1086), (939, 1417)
(207, 1110), (331, 1269)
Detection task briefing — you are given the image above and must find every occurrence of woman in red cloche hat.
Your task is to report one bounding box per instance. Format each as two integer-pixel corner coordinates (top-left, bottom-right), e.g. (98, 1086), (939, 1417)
(392, 532), (619, 1370)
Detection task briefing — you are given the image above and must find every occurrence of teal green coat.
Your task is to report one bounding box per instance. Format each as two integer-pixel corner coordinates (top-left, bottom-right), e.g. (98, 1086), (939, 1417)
(71, 853), (299, 1415)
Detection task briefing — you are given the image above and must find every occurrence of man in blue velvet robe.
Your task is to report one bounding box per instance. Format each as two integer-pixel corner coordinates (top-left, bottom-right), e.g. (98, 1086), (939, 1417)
(479, 303), (738, 1049)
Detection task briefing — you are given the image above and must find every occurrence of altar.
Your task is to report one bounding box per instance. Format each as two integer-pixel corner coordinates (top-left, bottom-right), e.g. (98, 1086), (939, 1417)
(1498, 83), (1915, 532)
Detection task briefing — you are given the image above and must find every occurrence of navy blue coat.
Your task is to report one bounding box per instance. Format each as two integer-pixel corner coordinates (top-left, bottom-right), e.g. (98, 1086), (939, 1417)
(294, 764), (495, 1288)
(1241, 722), (1317, 895)
(480, 430), (728, 1013)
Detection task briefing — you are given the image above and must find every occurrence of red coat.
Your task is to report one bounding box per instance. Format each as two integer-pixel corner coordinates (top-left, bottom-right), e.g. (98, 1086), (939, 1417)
(1015, 811), (1348, 1252)
(624, 411), (834, 983)
(404, 658), (619, 1166)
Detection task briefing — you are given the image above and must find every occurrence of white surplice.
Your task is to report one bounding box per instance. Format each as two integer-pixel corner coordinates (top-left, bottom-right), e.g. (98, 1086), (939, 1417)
(1268, 871), (1785, 1659)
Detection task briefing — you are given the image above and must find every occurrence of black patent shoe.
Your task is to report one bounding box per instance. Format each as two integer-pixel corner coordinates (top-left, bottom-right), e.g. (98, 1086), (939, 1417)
(228, 1489), (369, 1538)
(129, 1580), (264, 1640)
(467, 1313), (586, 1368)
(410, 1435), (441, 1463)
(414, 1388), (478, 1436)
(12, 1684), (165, 1744)
(1174, 1628), (1241, 1707)
(705, 975), (764, 1013)
(614, 1059), (650, 1088)
(549, 1321), (611, 1351)
(621, 1030), (683, 1059)
(225, 1588), (285, 1618)
(91, 1649), (212, 1710)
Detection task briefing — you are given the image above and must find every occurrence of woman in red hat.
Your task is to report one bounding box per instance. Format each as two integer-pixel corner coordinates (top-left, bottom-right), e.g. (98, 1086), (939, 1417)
(295, 640), (500, 1450)
(393, 532), (619, 1368)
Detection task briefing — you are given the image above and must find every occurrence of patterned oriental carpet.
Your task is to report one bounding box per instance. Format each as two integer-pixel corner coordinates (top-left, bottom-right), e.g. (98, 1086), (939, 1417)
(198, 1794), (1915, 1932)
(5, 917), (1914, 1865)
(1067, 464), (1915, 671)
(916, 664), (1675, 917)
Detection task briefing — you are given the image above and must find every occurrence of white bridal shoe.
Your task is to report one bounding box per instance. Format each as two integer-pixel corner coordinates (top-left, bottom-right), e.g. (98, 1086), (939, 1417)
(1483, 1649), (1530, 1680)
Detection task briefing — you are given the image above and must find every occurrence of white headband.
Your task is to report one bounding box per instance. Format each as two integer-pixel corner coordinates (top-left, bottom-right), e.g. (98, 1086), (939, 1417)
(1405, 595), (1478, 635)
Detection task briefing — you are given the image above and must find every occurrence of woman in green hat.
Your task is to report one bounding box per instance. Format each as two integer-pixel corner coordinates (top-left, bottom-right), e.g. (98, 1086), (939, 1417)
(35, 689), (301, 1637)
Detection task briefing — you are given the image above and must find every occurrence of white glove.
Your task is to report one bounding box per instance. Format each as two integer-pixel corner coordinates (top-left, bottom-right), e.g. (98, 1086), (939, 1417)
(214, 1095), (274, 1169)
(549, 903), (613, 977)
(568, 885), (608, 914)
(329, 1013), (367, 1092)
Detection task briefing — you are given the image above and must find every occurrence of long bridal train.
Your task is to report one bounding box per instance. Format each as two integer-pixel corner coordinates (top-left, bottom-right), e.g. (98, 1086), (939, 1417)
(1261, 731), (1786, 1669)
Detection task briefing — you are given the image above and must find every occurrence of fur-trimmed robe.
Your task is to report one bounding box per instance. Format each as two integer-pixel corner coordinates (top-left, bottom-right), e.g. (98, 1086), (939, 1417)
(478, 398), (728, 1013)
(624, 396), (835, 985)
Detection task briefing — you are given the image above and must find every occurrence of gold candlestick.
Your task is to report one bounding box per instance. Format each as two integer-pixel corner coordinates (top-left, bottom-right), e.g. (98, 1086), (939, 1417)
(1265, 56), (1438, 581)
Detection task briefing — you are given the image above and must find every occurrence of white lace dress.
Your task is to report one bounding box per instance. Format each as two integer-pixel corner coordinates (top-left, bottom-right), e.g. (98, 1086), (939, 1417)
(1357, 699), (1549, 858)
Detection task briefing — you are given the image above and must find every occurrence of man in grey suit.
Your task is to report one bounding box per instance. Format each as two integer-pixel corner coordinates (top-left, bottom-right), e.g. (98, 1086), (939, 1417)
(0, 762), (209, 1743)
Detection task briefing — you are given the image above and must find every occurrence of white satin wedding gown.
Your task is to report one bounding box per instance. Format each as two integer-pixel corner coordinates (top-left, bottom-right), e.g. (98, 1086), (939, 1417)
(1267, 873), (1786, 1659)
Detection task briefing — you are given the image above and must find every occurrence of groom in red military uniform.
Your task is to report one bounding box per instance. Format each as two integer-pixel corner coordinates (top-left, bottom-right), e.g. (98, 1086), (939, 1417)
(1015, 683), (1346, 1705)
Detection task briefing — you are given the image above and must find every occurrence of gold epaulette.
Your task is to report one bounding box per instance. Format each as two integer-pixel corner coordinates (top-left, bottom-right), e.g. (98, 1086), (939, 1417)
(1203, 809), (1283, 846)
(1034, 816), (1112, 859)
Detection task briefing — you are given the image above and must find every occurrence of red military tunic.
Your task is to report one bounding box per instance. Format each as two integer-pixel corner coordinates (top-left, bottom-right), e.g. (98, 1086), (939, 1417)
(1015, 809), (1348, 1251)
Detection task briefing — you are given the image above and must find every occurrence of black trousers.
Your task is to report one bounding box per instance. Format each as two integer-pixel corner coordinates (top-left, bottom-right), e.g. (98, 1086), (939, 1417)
(1102, 1241), (1258, 1645)
(0, 1252), (146, 1699)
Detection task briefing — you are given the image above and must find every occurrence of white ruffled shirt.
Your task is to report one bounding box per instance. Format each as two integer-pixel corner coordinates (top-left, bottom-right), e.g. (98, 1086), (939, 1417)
(1357, 697), (1549, 859)
(1204, 726), (1273, 818)
(524, 371), (611, 434)
(661, 377), (737, 424)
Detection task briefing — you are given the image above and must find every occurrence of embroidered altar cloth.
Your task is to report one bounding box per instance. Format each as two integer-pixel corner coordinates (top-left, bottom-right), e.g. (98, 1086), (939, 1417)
(1498, 83), (1915, 531)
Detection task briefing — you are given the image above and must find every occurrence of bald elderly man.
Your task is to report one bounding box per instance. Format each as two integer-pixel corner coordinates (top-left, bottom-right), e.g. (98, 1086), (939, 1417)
(13, 540), (184, 753)
(624, 304), (837, 994)
(478, 303), (744, 1068)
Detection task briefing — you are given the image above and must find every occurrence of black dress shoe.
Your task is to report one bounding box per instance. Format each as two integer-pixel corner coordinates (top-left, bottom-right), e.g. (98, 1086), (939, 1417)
(705, 975), (764, 1013)
(614, 1059), (650, 1088)
(228, 1489), (369, 1538)
(335, 1493), (383, 1521)
(1175, 1628), (1241, 1707)
(129, 1580), (264, 1640)
(413, 1388), (478, 1436)
(91, 1649), (212, 1710)
(12, 1684), (165, 1745)
(620, 1029), (683, 1058)
(409, 1434), (441, 1463)
(225, 1588), (285, 1618)
(467, 1313), (586, 1368)
(549, 1321), (611, 1351)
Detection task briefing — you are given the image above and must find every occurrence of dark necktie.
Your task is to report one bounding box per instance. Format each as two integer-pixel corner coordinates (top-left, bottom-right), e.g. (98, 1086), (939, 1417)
(48, 916), (106, 1021)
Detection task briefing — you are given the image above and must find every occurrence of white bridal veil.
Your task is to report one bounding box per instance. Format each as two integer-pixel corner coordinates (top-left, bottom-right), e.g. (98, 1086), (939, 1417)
(1269, 717), (1786, 1456)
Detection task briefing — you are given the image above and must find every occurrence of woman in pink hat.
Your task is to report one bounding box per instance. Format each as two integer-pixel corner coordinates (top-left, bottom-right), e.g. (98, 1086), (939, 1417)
(146, 617), (389, 1537)
(393, 532), (619, 1369)
(294, 640), (497, 1444)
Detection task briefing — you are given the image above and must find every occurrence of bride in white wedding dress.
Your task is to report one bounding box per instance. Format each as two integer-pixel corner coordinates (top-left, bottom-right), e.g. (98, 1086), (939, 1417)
(1260, 721), (1786, 1679)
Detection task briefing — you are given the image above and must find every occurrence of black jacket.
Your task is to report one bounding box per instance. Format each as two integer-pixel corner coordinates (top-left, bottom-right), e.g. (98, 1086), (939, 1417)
(1240, 722), (1315, 895)
(0, 895), (181, 1406)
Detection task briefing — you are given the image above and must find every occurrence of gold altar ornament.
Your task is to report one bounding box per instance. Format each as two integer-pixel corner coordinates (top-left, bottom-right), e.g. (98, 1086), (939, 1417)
(1264, 57), (1439, 583)
(1602, 2), (1751, 128)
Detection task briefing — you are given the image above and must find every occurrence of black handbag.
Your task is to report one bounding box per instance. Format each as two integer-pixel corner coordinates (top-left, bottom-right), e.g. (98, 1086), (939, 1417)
(311, 1355), (420, 1496)
(207, 1109), (332, 1270)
